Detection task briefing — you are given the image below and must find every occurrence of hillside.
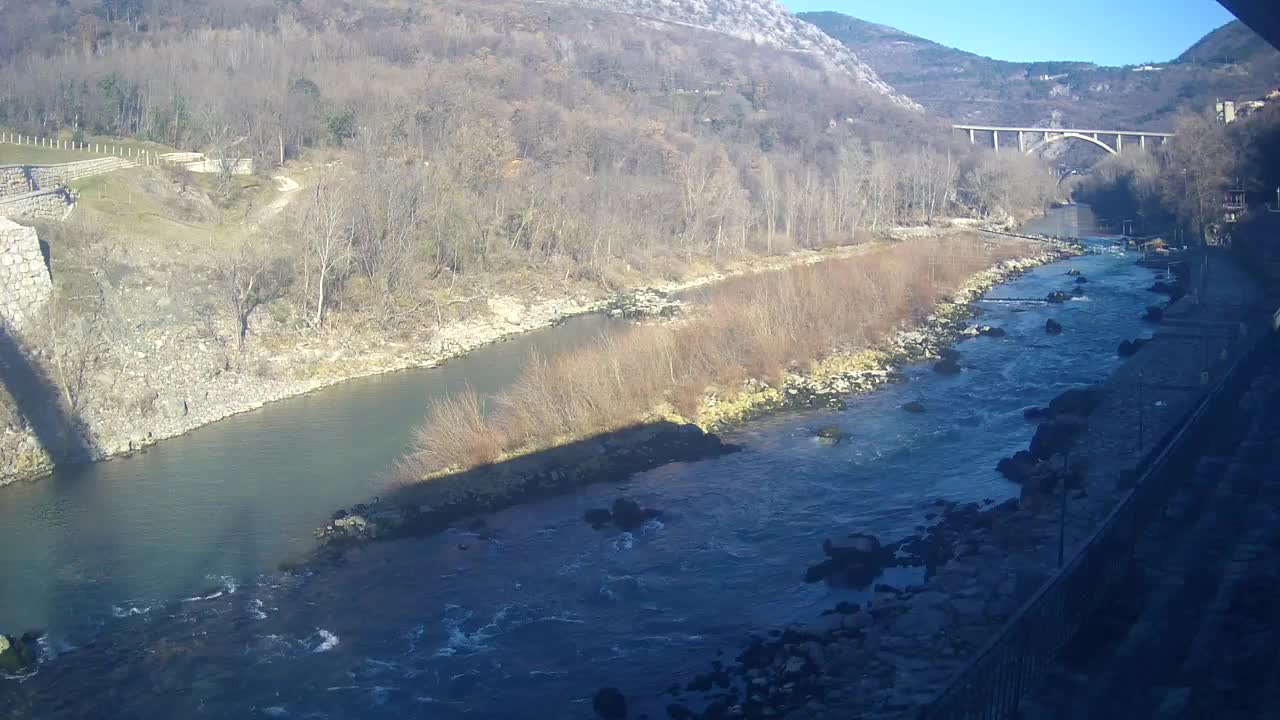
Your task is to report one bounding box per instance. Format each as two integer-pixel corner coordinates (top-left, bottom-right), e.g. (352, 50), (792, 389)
(802, 13), (1280, 131)
(566, 0), (918, 107)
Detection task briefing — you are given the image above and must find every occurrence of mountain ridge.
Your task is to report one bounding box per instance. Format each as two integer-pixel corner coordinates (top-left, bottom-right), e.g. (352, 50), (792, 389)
(802, 12), (1280, 131)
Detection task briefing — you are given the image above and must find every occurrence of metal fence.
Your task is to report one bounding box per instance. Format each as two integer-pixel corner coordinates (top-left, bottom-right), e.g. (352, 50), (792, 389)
(918, 322), (1274, 720)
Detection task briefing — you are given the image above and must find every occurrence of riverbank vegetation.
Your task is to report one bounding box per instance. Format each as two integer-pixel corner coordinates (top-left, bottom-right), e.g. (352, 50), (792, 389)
(403, 233), (1039, 478)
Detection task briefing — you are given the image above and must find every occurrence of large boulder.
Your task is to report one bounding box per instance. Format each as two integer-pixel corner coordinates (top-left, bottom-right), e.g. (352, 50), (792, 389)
(1029, 416), (1086, 461)
(1045, 318), (1063, 335)
(814, 425), (844, 444)
(593, 687), (627, 719)
(0, 633), (36, 674)
(1066, 268), (1081, 276)
(1048, 387), (1102, 417)
(1045, 291), (1069, 304)
(902, 401), (926, 413)
(1075, 276), (1089, 284)
(997, 450), (1038, 484)
(933, 358), (961, 375)
(1118, 338), (1149, 358)
(806, 533), (892, 587)
(610, 498), (659, 530)
(583, 508), (613, 529)
(978, 325), (1007, 338)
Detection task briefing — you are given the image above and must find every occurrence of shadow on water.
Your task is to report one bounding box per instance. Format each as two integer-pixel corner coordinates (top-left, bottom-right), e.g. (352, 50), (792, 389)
(317, 420), (737, 553)
(0, 324), (98, 468)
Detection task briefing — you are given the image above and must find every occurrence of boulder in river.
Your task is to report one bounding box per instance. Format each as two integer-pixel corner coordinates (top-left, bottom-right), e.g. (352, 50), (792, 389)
(610, 498), (659, 530)
(593, 687), (627, 719)
(997, 450), (1038, 484)
(978, 325), (1007, 338)
(933, 358), (961, 375)
(583, 508), (613, 529)
(1022, 406), (1051, 421)
(1066, 268), (1081, 276)
(902, 401), (926, 413)
(1048, 387), (1102, 417)
(1075, 276), (1089, 284)
(814, 425), (844, 444)
(806, 533), (892, 587)
(1045, 291), (1069, 304)
(0, 633), (36, 674)
(1029, 416), (1087, 461)
(1118, 338), (1149, 358)
(1045, 318), (1063, 335)
(1071, 286), (1087, 296)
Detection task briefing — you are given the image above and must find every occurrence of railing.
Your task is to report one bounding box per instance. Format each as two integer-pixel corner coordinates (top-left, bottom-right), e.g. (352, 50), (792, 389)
(918, 320), (1274, 720)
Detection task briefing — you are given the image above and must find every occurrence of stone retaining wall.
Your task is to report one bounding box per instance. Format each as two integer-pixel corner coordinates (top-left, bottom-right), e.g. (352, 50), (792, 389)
(0, 187), (75, 222)
(0, 158), (136, 201)
(0, 217), (51, 330)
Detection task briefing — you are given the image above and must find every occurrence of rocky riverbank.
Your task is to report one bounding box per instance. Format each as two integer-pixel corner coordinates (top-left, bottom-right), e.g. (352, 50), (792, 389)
(0, 238), (901, 488)
(647, 249), (1272, 720)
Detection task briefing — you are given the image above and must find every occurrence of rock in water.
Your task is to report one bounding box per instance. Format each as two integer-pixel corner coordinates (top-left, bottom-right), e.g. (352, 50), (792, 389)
(978, 326), (1007, 338)
(1045, 291), (1069, 304)
(811, 533), (890, 587)
(902, 401), (926, 413)
(1048, 387), (1102, 417)
(1045, 318), (1063, 335)
(1023, 406), (1050, 421)
(1066, 268), (1081, 276)
(815, 425), (844, 444)
(593, 687), (627, 719)
(933, 358), (961, 375)
(1029, 417), (1086, 461)
(0, 633), (35, 674)
(610, 499), (646, 530)
(1075, 276), (1089, 284)
(1118, 338), (1149, 357)
(1071, 286), (1086, 296)
(583, 508), (613, 528)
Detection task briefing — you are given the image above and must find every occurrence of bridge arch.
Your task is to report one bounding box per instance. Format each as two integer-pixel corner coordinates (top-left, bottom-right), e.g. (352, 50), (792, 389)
(1025, 132), (1117, 156)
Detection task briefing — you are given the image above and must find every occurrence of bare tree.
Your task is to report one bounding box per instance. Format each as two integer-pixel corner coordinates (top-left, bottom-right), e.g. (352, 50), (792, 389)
(301, 175), (354, 329)
(219, 234), (292, 349)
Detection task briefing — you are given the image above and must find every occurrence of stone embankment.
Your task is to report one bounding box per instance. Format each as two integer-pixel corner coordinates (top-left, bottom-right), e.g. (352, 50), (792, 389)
(0, 218), (52, 330)
(653, 250), (1271, 720)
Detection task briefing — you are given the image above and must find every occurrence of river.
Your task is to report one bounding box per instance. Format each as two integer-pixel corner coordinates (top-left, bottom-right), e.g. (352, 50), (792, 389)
(1, 208), (1158, 717)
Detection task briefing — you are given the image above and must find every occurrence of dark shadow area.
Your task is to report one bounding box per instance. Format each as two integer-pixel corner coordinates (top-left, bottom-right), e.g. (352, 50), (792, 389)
(307, 420), (736, 561)
(0, 323), (97, 467)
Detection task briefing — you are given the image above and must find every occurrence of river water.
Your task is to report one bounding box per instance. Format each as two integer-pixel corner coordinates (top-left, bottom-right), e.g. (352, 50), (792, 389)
(2, 208), (1158, 717)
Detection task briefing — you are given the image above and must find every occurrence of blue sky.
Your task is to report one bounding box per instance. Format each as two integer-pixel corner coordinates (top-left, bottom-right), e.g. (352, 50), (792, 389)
(782, 1), (1237, 66)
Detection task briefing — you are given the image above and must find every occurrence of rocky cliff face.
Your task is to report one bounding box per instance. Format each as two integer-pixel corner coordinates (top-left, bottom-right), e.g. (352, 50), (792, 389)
(566, 0), (920, 109)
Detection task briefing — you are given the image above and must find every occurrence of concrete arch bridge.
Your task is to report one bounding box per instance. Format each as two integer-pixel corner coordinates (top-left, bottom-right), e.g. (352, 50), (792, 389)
(953, 125), (1175, 155)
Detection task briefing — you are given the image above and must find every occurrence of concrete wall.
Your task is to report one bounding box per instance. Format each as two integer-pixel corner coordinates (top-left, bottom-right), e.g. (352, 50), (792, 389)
(0, 187), (75, 222)
(0, 217), (52, 331)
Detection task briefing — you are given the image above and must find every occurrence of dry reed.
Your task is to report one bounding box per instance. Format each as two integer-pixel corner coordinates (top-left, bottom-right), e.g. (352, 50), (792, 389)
(401, 234), (1037, 480)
